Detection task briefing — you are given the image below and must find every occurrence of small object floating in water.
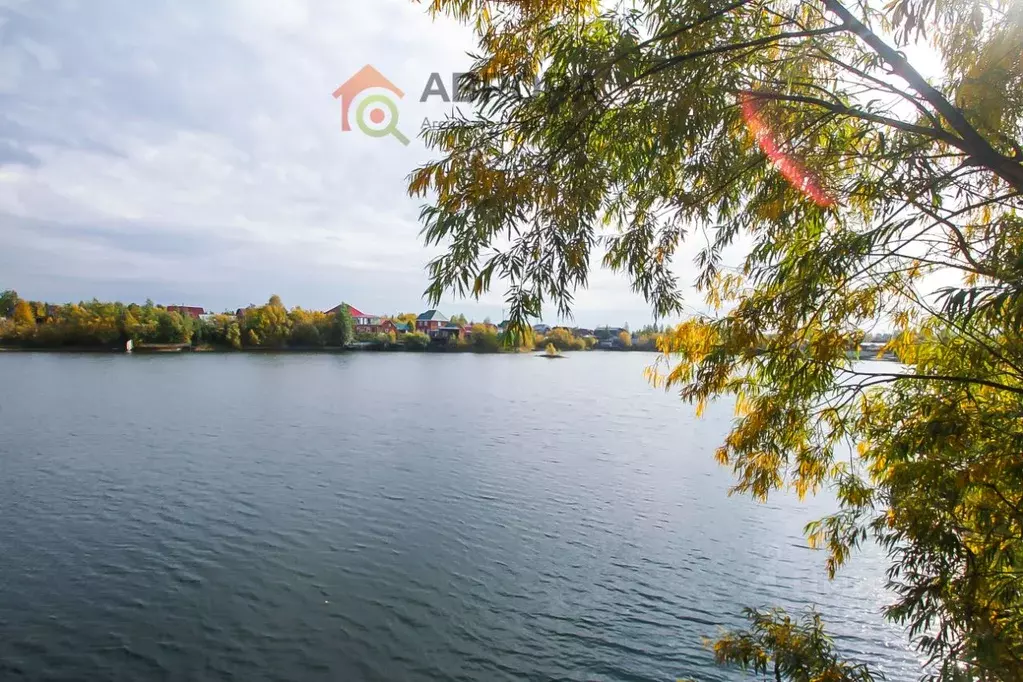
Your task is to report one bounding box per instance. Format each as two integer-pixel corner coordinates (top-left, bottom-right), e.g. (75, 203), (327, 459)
(537, 343), (566, 359)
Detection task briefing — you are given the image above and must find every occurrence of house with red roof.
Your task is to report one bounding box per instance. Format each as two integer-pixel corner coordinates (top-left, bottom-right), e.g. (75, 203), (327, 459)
(166, 305), (205, 319)
(325, 303), (396, 335)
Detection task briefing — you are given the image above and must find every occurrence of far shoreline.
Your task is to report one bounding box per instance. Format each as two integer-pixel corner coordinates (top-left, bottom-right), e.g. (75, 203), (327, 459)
(0, 345), (662, 355)
(0, 345), (898, 361)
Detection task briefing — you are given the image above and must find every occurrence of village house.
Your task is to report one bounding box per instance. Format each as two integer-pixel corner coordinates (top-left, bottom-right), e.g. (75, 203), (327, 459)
(166, 306), (206, 319)
(433, 323), (464, 341)
(325, 303), (394, 335)
(416, 310), (449, 333)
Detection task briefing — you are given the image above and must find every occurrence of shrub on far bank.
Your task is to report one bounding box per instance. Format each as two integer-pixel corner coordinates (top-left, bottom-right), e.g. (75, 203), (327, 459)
(468, 324), (500, 352)
(533, 327), (589, 352)
(402, 331), (430, 350)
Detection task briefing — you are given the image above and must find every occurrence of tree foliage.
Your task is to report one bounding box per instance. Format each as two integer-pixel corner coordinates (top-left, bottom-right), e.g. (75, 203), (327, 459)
(0, 297), (194, 348)
(713, 608), (878, 682)
(410, 0), (1023, 678)
(403, 330), (432, 350)
(394, 312), (419, 329)
(330, 304), (355, 347)
(0, 294), (355, 350)
(0, 289), (18, 318)
(469, 322), (502, 351)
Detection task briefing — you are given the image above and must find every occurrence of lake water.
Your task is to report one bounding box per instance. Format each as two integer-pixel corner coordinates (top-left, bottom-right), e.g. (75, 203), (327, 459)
(0, 352), (920, 681)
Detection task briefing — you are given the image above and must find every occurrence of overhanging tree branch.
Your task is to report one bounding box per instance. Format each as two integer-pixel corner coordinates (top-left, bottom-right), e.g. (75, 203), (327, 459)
(742, 90), (966, 149)
(639, 25), (847, 80)
(822, 0), (1023, 193)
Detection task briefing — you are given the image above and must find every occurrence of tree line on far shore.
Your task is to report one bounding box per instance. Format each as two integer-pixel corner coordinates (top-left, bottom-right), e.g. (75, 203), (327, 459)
(0, 291), (358, 350)
(0, 290), (662, 352)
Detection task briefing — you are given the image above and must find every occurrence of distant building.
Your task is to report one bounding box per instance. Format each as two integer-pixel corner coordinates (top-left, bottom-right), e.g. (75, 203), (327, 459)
(431, 324), (463, 341)
(326, 302), (364, 318)
(416, 309), (449, 334)
(594, 326), (627, 341)
(532, 323), (551, 334)
(166, 306), (206, 319)
(392, 321), (412, 334)
(325, 304), (393, 335)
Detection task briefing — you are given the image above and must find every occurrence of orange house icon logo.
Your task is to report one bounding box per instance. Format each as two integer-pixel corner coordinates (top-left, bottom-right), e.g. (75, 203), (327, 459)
(333, 65), (409, 145)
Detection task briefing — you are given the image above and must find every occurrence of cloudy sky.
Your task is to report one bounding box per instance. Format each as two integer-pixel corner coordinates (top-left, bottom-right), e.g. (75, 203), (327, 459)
(0, 0), (686, 327)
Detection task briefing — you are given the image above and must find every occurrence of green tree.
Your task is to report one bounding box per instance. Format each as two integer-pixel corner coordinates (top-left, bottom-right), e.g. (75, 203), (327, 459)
(0, 290), (18, 318)
(411, 0), (1023, 679)
(288, 307), (327, 348)
(469, 323), (501, 352)
(225, 321), (242, 349)
(403, 330), (431, 350)
(500, 324), (535, 350)
(329, 304), (355, 347)
(450, 313), (468, 325)
(290, 322), (322, 347)
(154, 311), (182, 343)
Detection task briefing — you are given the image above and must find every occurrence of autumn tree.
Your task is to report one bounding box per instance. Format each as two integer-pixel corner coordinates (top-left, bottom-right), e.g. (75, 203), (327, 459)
(0, 289), (18, 318)
(469, 322), (501, 351)
(198, 313), (243, 349)
(395, 312), (419, 329)
(547, 326), (586, 350)
(12, 300), (34, 328)
(288, 307), (330, 348)
(411, 0), (1023, 679)
(240, 295), (292, 348)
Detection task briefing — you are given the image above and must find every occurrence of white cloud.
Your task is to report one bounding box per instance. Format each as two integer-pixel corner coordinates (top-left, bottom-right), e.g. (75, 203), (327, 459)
(0, 0), (681, 324)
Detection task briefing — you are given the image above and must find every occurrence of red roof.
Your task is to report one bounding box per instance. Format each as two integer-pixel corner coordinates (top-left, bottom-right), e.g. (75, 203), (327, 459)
(166, 306), (205, 318)
(326, 303), (369, 317)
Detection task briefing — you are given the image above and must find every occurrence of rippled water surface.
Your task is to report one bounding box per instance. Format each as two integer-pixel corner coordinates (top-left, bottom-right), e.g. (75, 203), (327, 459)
(0, 352), (920, 681)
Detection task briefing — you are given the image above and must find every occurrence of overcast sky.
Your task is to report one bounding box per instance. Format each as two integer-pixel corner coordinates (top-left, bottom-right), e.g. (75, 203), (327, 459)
(0, 0), (692, 327)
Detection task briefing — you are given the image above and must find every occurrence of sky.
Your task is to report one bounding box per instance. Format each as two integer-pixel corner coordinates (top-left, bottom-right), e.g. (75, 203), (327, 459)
(0, 0), (676, 328)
